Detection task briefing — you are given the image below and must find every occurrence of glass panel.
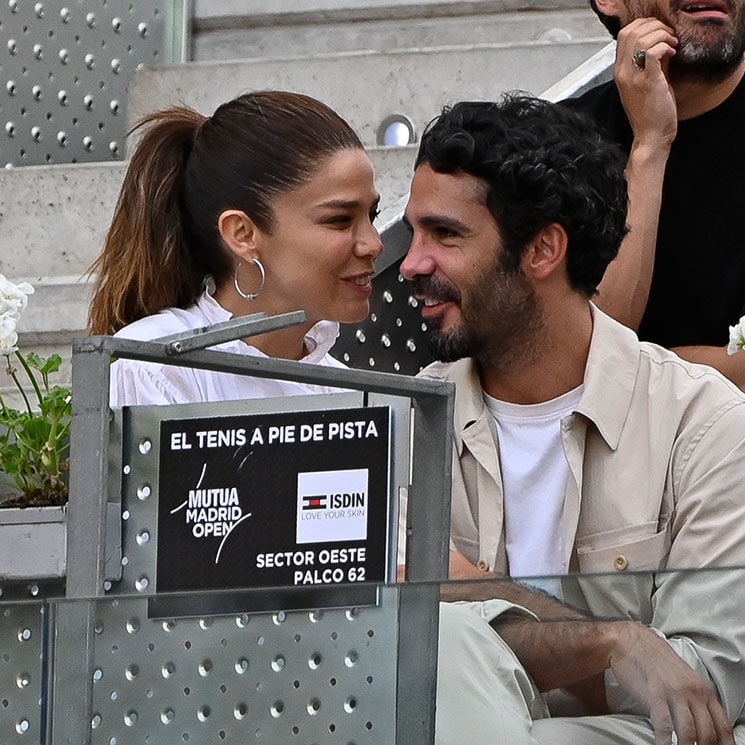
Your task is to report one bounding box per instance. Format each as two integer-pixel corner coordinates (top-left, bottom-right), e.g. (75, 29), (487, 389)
(83, 588), (399, 745)
(2, 568), (742, 743)
(435, 567), (745, 743)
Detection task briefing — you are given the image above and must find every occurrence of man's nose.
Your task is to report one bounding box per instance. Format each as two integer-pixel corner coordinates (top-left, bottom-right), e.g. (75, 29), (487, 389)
(400, 234), (435, 280)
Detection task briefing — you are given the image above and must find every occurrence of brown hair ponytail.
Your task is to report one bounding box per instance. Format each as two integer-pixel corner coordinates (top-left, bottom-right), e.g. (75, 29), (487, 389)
(88, 107), (209, 335)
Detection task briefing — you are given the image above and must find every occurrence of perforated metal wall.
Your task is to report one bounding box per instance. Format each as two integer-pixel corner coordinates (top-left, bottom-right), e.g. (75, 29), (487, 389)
(334, 258), (435, 376)
(0, 602), (46, 745)
(89, 593), (398, 744)
(80, 394), (404, 743)
(27, 328), (448, 743)
(0, 0), (188, 167)
(0, 592), (400, 745)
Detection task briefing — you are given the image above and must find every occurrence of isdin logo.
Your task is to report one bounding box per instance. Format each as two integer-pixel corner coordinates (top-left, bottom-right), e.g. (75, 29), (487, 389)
(296, 469), (369, 544)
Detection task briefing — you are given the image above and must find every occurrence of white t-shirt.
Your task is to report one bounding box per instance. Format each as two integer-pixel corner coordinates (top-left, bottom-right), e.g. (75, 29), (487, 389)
(110, 290), (347, 408)
(484, 386), (583, 594)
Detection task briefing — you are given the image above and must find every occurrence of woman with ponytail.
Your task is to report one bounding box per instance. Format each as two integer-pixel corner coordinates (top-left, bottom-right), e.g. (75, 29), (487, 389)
(88, 91), (383, 407)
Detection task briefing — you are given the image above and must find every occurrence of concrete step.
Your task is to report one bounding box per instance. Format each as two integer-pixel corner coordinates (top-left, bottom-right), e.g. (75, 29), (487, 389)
(193, 5), (604, 62)
(128, 39), (607, 149)
(1, 145), (416, 280)
(0, 162), (126, 280)
(193, 0), (588, 26)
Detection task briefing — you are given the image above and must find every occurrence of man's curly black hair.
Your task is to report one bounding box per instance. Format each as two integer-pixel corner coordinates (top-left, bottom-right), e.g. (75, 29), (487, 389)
(415, 94), (628, 297)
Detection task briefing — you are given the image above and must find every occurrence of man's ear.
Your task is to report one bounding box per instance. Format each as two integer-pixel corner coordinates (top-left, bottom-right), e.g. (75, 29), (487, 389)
(217, 209), (260, 261)
(593, 0), (623, 17)
(521, 223), (568, 282)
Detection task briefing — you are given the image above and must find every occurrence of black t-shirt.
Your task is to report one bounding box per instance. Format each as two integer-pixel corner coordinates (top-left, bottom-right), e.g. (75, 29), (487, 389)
(566, 77), (745, 347)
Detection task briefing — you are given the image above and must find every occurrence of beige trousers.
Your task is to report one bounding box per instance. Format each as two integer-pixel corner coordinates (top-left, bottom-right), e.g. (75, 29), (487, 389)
(435, 602), (659, 745)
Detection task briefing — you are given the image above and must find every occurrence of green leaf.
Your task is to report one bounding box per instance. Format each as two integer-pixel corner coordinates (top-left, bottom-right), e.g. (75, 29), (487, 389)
(0, 407), (25, 428)
(39, 386), (72, 418)
(24, 351), (62, 375)
(24, 351), (44, 370)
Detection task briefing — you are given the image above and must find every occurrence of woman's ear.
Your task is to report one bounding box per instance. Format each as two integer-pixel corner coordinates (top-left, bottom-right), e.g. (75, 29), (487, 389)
(521, 223), (568, 282)
(218, 210), (260, 261)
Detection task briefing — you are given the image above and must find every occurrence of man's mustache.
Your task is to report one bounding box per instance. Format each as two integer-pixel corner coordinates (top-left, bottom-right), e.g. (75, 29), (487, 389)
(411, 275), (462, 304)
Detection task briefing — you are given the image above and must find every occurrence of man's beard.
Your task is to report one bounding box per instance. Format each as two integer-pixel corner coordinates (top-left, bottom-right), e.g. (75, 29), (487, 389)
(415, 261), (544, 373)
(672, 20), (745, 80)
(639, 0), (745, 81)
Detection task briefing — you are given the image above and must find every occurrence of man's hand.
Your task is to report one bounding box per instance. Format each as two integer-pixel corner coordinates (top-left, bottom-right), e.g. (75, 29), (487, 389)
(448, 549), (488, 579)
(396, 550), (492, 582)
(495, 615), (734, 745)
(614, 18), (678, 148)
(608, 621), (734, 745)
(595, 17), (678, 328)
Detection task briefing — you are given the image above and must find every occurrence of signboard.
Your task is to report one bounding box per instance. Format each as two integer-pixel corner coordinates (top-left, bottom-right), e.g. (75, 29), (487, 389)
(154, 406), (391, 607)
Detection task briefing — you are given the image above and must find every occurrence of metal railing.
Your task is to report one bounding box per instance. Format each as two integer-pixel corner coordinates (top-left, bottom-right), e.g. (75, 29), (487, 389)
(0, 311), (454, 744)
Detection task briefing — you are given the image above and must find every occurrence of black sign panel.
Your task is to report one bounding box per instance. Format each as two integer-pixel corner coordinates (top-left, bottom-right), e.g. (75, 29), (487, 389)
(155, 407), (391, 602)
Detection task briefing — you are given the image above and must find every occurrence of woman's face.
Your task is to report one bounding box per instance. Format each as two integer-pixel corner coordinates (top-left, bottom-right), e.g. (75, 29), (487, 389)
(255, 149), (383, 325)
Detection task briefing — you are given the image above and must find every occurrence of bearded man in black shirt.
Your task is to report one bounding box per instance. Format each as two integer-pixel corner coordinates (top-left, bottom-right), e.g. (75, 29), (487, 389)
(566, 0), (745, 388)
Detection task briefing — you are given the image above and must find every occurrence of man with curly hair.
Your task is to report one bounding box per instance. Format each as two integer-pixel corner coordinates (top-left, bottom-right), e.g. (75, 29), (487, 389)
(401, 95), (745, 745)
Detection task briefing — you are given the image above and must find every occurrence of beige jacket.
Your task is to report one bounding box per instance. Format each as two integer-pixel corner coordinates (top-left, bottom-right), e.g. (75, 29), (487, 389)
(421, 306), (745, 720)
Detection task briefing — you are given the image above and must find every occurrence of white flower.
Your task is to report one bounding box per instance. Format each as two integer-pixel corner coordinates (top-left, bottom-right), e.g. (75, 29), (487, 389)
(727, 315), (745, 356)
(0, 273), (34, 318)
(0, 313), (18, 355)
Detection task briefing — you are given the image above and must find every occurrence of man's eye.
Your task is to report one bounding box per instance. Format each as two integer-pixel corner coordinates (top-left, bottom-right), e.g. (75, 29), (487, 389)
(325, 215), (352, 226)
(370, 209), (381, 223)
(435, 227), (458, 239)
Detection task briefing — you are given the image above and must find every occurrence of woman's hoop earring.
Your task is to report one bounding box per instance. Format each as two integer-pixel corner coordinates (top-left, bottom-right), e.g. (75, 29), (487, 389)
(234, 258), (266, 301)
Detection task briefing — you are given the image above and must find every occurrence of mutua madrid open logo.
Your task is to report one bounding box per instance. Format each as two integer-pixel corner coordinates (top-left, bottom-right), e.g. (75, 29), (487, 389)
(169, 462), (253, 564)
(296, 468), (368, 544)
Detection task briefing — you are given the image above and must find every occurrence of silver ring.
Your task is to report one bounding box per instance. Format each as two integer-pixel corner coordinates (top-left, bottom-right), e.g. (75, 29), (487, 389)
(632, 49), (647, 71)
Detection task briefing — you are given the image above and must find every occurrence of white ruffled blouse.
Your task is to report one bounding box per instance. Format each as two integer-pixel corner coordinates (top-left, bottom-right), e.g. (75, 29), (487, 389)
(110, 290), (346, 407)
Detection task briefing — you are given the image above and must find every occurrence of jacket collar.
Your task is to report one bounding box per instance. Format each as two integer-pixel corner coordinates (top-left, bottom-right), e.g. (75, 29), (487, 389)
(576, 305), (640, 451)
(428, 303), (640, 453)
(424, 357), (488, 458)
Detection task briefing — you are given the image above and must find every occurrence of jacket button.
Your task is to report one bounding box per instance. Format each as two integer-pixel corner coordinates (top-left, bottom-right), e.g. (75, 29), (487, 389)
(614, 555), (628, 571)
(477, 560), (489, 572)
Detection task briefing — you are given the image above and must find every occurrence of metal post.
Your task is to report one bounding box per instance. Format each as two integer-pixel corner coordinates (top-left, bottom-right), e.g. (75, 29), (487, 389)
(49, 337), (113, 744)
(395, 390), (453, 744)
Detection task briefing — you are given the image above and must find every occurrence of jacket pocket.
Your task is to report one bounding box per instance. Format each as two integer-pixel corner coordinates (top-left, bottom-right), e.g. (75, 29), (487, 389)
(576, 523), (670, 573)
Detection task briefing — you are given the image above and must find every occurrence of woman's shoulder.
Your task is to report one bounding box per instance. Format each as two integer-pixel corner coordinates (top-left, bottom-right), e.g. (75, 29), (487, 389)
(110, 304), (207, 407)
(113, 304), (204, 342)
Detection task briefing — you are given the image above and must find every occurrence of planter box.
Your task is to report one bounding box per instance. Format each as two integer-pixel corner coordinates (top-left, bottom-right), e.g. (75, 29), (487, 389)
(0, 505), (66, 580)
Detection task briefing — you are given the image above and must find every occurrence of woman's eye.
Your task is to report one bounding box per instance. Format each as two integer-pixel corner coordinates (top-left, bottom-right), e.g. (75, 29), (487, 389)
(325, 215), (352, 227)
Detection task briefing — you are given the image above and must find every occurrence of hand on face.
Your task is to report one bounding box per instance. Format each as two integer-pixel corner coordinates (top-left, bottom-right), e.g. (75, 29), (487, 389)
(615, 17), (679, 149)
